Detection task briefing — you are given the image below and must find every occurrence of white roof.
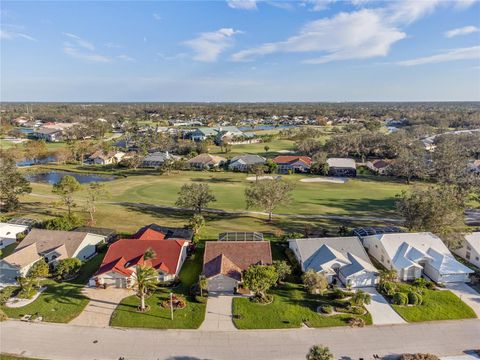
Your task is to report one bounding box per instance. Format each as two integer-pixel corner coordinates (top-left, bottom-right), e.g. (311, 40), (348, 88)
(289, 237), (377, 277)
(464, 232), (480, 253)
(0, 223), (28, 239)
(327, 158), (356, 169)
(365, 232), (473, 275)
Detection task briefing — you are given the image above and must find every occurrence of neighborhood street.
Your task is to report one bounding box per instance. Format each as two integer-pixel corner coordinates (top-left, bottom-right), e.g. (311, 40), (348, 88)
(2, 319), (480, 360)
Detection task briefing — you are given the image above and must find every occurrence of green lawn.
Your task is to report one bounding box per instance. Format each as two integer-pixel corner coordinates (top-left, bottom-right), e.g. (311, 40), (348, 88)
(1, 251), (105, 323)
(232, 282), (372, 329)
(391, 284), (477, 322)
(110, 246), (206, 329)
(0, 355), (45, 360)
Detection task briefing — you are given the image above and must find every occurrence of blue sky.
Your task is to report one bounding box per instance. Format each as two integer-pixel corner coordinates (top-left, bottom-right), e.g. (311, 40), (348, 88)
(1, 0), (479, 102)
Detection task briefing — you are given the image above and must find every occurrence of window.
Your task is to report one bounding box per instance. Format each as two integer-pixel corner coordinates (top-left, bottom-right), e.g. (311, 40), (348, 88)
(467, 245), (471, 251)
(475, 256), (479, 261)
(387, 260), (390, 264)
(375, 245), (378, 248)
(466, 252), (471, 260)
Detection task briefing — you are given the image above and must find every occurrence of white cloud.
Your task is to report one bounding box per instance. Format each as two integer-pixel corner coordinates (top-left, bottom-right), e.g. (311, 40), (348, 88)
(226, 0), (257, 10)
(267, 1), (295, 10)
(232, 9), (406, 63)
(105, 42), (123, 49)
(445, 25), (479, 38)
(0, 25), (36, 41)
(63, 46), (110, 63)
(302, 0), (336, 12)
(63, 33), (110, 63)
(386, 0), (440, 25)
(184, 28), (243, 62)
(454, 0), (477, 9)
(396, 46), (480, 66)
(153, 13), (162, 21)
(63, 32), (95, 51)
(118, 54), (135, 62)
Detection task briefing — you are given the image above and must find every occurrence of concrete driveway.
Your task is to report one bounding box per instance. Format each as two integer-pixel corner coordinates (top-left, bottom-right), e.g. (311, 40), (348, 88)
(363, 287), (406, 325)
(444, 283), (480, 318)
(70, 287), (133, 327)
(199, 293), (237, 331)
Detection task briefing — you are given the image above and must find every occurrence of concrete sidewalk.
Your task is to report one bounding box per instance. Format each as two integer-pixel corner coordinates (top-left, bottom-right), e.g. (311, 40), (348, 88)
(363, 287), (406, 325)
(445, 283), (480, 318)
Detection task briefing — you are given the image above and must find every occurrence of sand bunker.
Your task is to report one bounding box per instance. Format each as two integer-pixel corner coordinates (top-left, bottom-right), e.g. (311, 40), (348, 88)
(300, 177), (348, 184)
(246, 175), (282, 181)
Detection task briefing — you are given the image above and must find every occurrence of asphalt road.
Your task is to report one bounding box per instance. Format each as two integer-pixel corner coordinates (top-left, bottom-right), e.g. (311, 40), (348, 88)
(1, 319), (480, 360)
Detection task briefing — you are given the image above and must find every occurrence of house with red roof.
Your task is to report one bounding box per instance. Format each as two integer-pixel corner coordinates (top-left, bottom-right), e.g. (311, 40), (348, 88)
(91, 225), (191, 288)
(273, 156), (312, 174)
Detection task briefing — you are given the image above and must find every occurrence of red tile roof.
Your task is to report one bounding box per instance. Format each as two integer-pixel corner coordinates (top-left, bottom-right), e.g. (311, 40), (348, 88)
(203, 241), (272, 279)
(273, 156), (312, 166)
(133, 228), (166, 241)
(96, 239), (187, 277)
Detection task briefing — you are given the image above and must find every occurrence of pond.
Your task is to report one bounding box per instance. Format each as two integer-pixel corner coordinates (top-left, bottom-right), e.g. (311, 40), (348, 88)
(25, 171), (115, 184)
(17, 156), (57, 167)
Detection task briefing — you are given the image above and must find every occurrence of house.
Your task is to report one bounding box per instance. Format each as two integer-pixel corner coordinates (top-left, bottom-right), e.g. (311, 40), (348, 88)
(362, 232), (473, 283)
(189, 126), (245, 142)
(142, 151), (180, 168)
(188, 154), (226, 170)
(454, 232), (480, 268)
(366, 159), (392, 175)
(203, 241), (272, 293)
(0, 223), (29, 250)
(273, 156), (312, 173)
(132, 224), (194, 241)
(289, 237), (379, 288)
(93, 237), (189, 288)
(34, 127), (63, 142)
(88, 150), (125, 165)
(0, 229), (106, 284)
(74, 226), (117, 243)
(327, 158), (357, 177)
(228, 155), (266, 172)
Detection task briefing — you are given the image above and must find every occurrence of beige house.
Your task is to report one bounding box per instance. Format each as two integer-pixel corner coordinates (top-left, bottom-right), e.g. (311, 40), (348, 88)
(454, 232), (480, 268)
(188, 154), (226, 170)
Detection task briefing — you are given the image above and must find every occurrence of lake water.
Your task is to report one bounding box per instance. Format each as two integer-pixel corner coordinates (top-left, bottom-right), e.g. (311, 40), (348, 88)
(17, 156), (57, 167)
(25, 171), (115, 184)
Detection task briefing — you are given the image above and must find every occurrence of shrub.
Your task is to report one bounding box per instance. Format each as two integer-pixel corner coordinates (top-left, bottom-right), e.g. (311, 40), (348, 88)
(393, 292), (408, 305)
(408, 291), (422, 305)
(0, 286), (18, 305)
(306, 345), (334, 360)
(378, 281), (396, 296)
(332, 288), (347, 299)
(195, 295), (207, 304)
(55, 258), (82, 280)
(0, 309), (8, 322)
(321, 305), (333, 314)
(42, 214), (82, 231)
(426, 281), (436, 290)
(348, 317), (365, 328)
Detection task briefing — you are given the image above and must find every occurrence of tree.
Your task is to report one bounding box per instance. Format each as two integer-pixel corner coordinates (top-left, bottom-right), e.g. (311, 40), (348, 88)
(396, 185), (466, 247)
(55, 258), (82, 280)
(388, 144), (429, 184)
(175, 183), (216, 214)
(264, 159), (277, 174)
(311, 151), (329, 175)
(379, 269), (398, 283)
(242, 265), (278, 301)
(27, 258), (50, 286)
(85, 182), (108, 225)
(273, 260), (292, 283)
(133, 264), (159, 312)
(245, 179), (294, 221)
(302, 270), (328, 295)
(23, 140), (48, 163)
(264, 145), (270, 154)
(188, 214), (205, 243)
(0, 157), (32, 212)
(248, 163), (266, 182)
(351, 289), (371, 306)
(199, 276), (208, 297)
(306, 345), (334, 360)
(52, 175), (81, 216)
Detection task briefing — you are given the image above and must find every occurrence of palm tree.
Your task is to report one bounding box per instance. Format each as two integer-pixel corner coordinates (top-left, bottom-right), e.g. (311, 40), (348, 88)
(199, 276), (208, 297)
(143, 247), (156, 261)
(351, 289), (371, 307)
(379, 268), (398, 283)
(306, 345), (334, 360)
(133, 265), (159, 312)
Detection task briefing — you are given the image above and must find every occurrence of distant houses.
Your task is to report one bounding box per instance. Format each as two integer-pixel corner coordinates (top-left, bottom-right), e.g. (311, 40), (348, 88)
(188, 154), (226, 170)
(188, 126), (255, 145)
(454, 232), (480, 269)
(88, 150), (126, 165)
(0, 223), (29, 250)
(142, 151), (180, 168)
(273, 156), (312, 174)
(33, 122), (77, 142)
(366, 159), (392, 175)
(228, 155), (266, 172)
(289, 237), (379, 288)
(327, 158), (357, 177)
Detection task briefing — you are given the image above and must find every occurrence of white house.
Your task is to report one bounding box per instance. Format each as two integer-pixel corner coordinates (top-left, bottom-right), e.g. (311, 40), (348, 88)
(454, 232), (480, 268)
(228, 154), (266, 172)
(0, 223), (29, 250)
(362, 232), (473, 283)
(288, 237), (379, 288)
(0, 229), (106, 284)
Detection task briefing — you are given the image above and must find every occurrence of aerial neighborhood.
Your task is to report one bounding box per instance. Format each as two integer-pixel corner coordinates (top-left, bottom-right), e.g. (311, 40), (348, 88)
(1, 102), (480, 360)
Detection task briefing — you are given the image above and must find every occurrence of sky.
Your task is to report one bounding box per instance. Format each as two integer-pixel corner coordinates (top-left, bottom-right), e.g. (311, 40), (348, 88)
(1, 0), (480, 102)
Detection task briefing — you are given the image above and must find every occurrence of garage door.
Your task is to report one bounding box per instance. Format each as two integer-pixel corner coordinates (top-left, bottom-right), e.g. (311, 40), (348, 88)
(440, 274), (469, 283)
(0, 268), (19, 284)
(207, 275), (238, 293)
